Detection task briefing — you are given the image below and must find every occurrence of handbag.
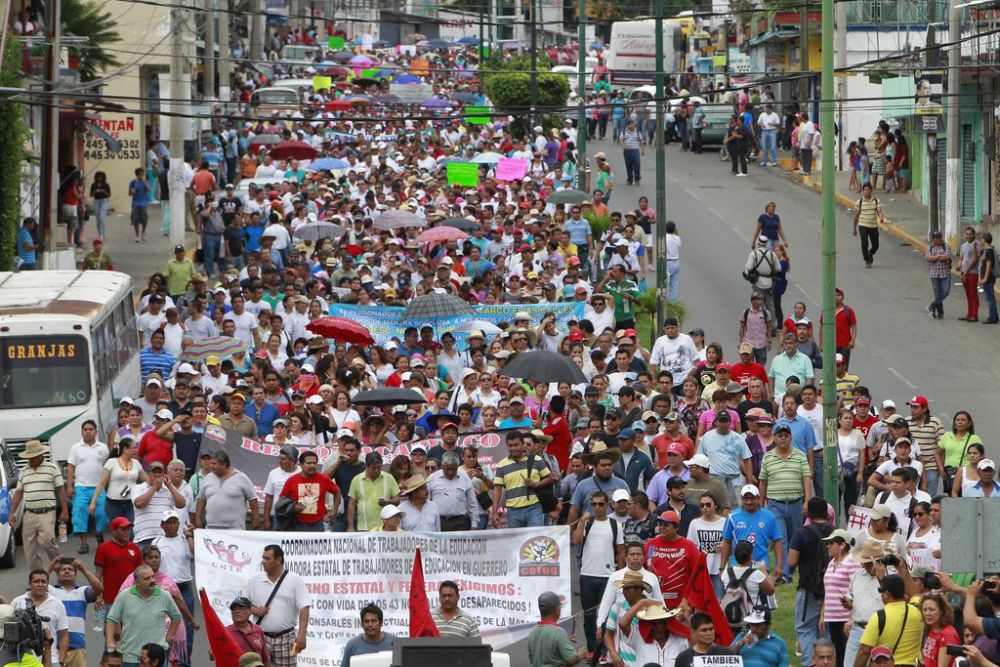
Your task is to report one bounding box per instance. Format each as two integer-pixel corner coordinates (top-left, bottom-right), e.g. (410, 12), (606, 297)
(526, 454), (558, 513)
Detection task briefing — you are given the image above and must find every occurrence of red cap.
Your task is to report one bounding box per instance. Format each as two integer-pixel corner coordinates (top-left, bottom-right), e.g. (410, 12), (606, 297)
(623, 328), (637, 338)
(666, 442), (686, 456)
(856, 396), (871, 406)
(567, 256), (581, 266)
(110, 517), (133, 529)
(657, 510), (681, 524)
(870, 647), (893, 661)
(906, 395), (929, 408)
(518, 201), (529, 209)
(716, 362), (731, 372)
(568, 330), (584, 342)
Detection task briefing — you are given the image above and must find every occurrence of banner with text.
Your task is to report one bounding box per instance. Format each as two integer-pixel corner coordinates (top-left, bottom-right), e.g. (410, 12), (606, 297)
(203, 424), (511, 501)
(327, 301), (585, 347)
(195, 526), (572, 666)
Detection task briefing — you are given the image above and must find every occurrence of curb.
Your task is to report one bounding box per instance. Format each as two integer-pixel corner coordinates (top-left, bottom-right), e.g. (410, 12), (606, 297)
(784, 169), (1000, 302)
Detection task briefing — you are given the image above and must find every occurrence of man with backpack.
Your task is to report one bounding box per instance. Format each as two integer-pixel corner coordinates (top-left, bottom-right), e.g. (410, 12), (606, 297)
(853, 183), (884, 269)
(744, 238), (780, 323)
(788, 498), (835, 667)
(572, 490), (625, 658)
(853, 575), (925, 667)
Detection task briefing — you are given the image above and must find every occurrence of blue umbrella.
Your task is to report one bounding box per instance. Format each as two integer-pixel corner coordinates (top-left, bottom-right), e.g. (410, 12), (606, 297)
(395, 73), (422, 84)
(456, 36), (480, 45)
(306, 157), (349, 171)
(372, 39), (393, 48)
(420, 97), (452, 109)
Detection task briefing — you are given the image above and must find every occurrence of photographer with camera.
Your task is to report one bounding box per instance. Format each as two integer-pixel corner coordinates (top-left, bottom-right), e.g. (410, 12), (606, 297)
(10, 570), (69, 667)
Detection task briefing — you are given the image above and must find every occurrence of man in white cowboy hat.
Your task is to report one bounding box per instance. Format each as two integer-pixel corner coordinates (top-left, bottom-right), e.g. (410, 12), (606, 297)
(8, 439), (68, 570)
(398, 475), (440, 532)
(842, 540), (887, 667)
(617, 599), (687, 667)
(602, 568), (655, 667)
(731, 607), (788, 667)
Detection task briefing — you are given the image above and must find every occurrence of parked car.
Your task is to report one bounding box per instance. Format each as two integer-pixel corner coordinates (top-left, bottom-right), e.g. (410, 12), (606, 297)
(0, 441), (23, 568)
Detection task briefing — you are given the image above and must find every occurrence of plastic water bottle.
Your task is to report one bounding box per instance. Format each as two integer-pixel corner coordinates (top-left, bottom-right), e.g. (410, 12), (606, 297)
(93, 606), (107, 633)
(58, 522), (68, 543)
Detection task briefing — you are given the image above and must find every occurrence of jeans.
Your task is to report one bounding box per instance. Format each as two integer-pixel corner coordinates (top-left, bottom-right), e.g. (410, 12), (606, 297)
(93, 198), (109, 240)
(202, 232), (226, 277)
(985, 277), (998, 321)
(712, 473), (745, 507)
(859, 226), (880, 264)
(841, 472), (859, 518)
(801, 147), (814, 174)
(767, 498), (802, 579)
(924, 468), (940, 496)
(623, 148), (642, 184)
(177, 579), (195, 666)
(693, 128), (703, 153)
(710, 573), (724, 600)
(597, 115), (609, 139)
(666, 259), (680, 301)
(507, 503), (544, 528)
(930, 276), (951, 316)
(813, 450), (825, 499)
(675, 119), (689, 149)
(730, 143), (747, 174)
(580, 575), (609, 653)
(796, 589), (828, 667)
(752, 347), (767, 365)
(963, 272), (980, 319)
(761, 129), (778, 164)
(613, 117), (626, 141)
(844, 620), (866, 667)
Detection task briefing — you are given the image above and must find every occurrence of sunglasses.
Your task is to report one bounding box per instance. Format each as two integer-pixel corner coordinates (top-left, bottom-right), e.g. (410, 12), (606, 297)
(591, 502), (607, 508)
(699, 502), (714, 508)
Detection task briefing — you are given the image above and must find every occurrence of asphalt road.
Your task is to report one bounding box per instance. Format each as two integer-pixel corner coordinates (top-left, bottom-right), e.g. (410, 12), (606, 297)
(12, 136), (995, 666)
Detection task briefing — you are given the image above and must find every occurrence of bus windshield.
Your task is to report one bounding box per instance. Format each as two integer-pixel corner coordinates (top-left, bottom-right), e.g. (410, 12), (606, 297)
(0, 335), (91, 408)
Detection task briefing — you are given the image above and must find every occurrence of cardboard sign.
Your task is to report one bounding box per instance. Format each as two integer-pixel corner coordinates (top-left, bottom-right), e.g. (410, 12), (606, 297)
(447, 161), (480, 187)
(496, 157), (527, 181)
(312, 75), (332, 91)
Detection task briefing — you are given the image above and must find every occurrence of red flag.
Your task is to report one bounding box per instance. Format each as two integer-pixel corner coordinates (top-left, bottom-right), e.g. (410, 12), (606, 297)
(199, 587), (245, 667)
(683, 552), (734, 646)
(408, 548), (440, 638)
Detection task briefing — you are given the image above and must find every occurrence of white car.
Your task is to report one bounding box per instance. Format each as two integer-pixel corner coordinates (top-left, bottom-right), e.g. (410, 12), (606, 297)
(0, 443), (24, 568)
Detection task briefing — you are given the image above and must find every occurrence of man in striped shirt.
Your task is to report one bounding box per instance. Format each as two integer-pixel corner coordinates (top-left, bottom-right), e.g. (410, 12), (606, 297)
(905, 395), (944, 494)
(758, 423), (812, 580)
(140, 329), (177, 383)
(430, 581), (480, 638)
(9, 440), (68, 570)
(49, 556), (104, 667)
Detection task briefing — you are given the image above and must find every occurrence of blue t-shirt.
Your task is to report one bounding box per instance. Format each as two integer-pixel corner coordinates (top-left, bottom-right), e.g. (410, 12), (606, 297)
(16, 227), (35, 265)
(757, 213), (781, 240)
(570, 473), (630, 516)
(129, 179), (150, 207)
(564, 218), (591, 246)
(722, 507), (783, 564)
(245, 400), (280, 437)
(697, 430), (752, 476)
(498, 416), (533, 430)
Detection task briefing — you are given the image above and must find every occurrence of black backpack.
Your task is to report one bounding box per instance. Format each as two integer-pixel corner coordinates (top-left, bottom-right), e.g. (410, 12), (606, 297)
(721, 566), (755, 629)
(802, 524), (833, 597)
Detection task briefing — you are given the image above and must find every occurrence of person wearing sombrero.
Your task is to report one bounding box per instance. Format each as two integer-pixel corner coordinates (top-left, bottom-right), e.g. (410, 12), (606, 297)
(730, 607), (789, 667)
(617, 599), (688, 667)
(8, 440), (67, 570)
(602, 569), (655, 667)
(398, 475), (441, 532)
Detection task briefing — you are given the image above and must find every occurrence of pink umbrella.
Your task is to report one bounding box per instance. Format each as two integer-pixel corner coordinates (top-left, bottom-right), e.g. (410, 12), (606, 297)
(416, 227), (469, 244)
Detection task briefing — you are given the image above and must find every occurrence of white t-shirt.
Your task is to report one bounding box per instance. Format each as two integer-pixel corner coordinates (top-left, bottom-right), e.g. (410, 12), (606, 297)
(837, 430), (866, 467)
(227, 310), (258, 349)
(721, 565), (772, 609)
(880, 491), (915, 535)
(137, 310), (166, 342)
(758, 111), (781, 131)
(799, 121), (816, 149)
(68, 441), (110, 487)
(584, 306), (615, 336)
(688, 515), (727, 574)
(153, 533), (193, 583)
(875, 457), (924, 480)
(580, 518), (623, 577)
(12, 593), (68, 665)
(264, 466), (300, 508)
(797, 404), (824, 450)
(649, 333), (699, 386)
(244, 569), (311, 634)
(621, 627), (688, 667)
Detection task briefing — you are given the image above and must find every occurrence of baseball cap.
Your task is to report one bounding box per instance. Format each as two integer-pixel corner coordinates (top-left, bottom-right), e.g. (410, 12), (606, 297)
(906, 395), (929, 408)
(715, 410), (731, 422)
(617, 428), (636, 440)
(835, 353), (845, 365)
(882, 399), (897, 409)
(278, 444), (297, 459)
(174, 244), (185, 253)
(869, 504), (894, 521)
(666, 442), (686, 456)
(205, 355), (221, 366)
(870, 647), (894, 661)
(744, 608), (771, 625)
(177, 362), (197, 375)
(823, 528), (855, 545)
(740, 484), (761, 497)
(155, 408), (174, 420)
(538, 591), (562, 613)
(978, 458), (996, 471)
(306, 394), (324, 405)
(738, 342), (753, 354)
(855, 396), (871, 406)
(657, 510), (681, 524)
(612, 489), (631, 503)
(884, 413), (907, 426)
(684, 454), (711, 469)
(229, 596), (253, 609)
(716, 362), (731, 372)
(773, 423), (792, 434)
(161, 509), (181, 522)
(666, 476), (688, 489)
(110, 517), (132, 529)
(642, 411), (659, 422)
(380, 505), (404, 521)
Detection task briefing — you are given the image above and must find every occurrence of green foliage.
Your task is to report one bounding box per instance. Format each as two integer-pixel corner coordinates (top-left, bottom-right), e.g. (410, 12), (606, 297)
(480, 53), (553, 84)
(583, 212), (612, 239)
(634, 288), (688, 344)
(0, 37), (26, 271)
(62, 0), (121, 81)
(482, 73), (569, 137)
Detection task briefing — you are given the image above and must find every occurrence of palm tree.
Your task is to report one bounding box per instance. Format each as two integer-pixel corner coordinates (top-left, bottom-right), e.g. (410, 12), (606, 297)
(635, 288), (688, 346)
(62, 0), (121, 82)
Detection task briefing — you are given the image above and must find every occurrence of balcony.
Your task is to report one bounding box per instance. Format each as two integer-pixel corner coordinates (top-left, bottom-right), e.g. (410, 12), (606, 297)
(845, 0), (950, 26)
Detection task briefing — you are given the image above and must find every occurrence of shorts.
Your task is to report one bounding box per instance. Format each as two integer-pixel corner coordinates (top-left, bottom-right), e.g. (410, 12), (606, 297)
(72, 486), (107, 534)
(60, 203), (78, 225)
(898, 168), (910, 180)
(131, 206), (148, 227)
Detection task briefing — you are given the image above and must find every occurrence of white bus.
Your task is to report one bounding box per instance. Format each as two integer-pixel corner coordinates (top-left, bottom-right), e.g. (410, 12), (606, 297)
(606, 19), (684, 86)
(0, 270), (140, 464)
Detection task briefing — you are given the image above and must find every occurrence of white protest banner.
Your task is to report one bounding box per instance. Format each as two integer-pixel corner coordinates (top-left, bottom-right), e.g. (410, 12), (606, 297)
(845, 506), (871, 539)
(195, 527), (572, 666)
(695, 655), (744, 667)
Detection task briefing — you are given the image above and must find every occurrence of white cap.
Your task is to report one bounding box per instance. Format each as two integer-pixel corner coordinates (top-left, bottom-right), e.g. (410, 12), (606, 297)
(177, 362), (198, 375)
(380, 505), (404, 521)
(336, 428), (354, 439)
(611, 489), (631, 503)
(385, 341), (399, 351)
(882, 399), (897, 409)
(684, 454), (711, 469)
(119, 396), (134, 405)
(161, 509), (181, 522)
(392, 405), (408, 414)
(146, 377), (162, 387)
(400, 371), (413, 381)
(978, 459), (996, 471)
(306, 394), (325, 405)
(155, 408), (174, 420)
(740, 484), (761, 497)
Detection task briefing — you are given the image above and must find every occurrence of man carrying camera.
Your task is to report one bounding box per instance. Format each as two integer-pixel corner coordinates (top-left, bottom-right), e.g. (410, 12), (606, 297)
(11, 570), (69, 667)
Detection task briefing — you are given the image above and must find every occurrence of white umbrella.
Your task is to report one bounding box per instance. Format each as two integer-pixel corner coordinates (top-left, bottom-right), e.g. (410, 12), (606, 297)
(455, 319), (503, 334)
(472, 152), (502, 164)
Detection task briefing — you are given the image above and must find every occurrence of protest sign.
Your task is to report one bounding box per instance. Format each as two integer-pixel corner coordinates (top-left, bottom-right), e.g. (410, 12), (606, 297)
(328, 36), (346, 50)
(195, 526), (572, 666)
(447, 161), (480, 187)
(202, 424), (510, 502)
(845, 506), (871, 538)
(465, 105), (491, 125)
(496, 157), (527, 181)
(312, 75), (333, 91)
(360, 67), (381, 79)
(389, 83), (434, 104)
(695, 656), (744, 667)
(328, 301), (585, 348)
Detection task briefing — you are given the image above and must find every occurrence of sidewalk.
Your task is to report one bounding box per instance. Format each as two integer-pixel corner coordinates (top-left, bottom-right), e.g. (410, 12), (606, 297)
(72, 203), (196, 293)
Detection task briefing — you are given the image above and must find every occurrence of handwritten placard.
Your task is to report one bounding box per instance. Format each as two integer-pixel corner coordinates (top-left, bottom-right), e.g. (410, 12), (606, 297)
(496, 157), (528, 181)
(312, 75), (333, 91)
(328, 36), (346, 50)
(446, 161), (480, 187)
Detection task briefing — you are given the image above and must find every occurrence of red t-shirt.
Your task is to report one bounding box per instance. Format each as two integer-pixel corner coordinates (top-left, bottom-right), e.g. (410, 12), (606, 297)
(137, 431), (173, 470)
(650, 432), (695, 469)
(644, 535), (701, 606)
(543, 414), (572, 473)
(820, 306), (858, 347)
(94, 540), (143, 603)
(279, 472), (340, 524)
(923, 625), (960, 667)
(729, 361), (769, 389)
(853, 413), (880, 439)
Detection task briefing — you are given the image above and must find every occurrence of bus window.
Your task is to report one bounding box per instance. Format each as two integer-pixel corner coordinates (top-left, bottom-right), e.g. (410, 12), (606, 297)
(0, 335), (91, 408)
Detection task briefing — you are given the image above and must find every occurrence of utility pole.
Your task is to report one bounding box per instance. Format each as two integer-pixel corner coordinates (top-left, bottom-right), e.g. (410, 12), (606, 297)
(575, 0), (587, 192)
(478, 0), (484, 58)
(654, 0), (667, 329)
(205, 0), (216, 98)
(249, 0), (262, 64)
(927, 0), (939, 237)
(219, 0), (231, 101)
(529, 0), (538, 131)
(40, 0), (60, 267)
(170, 2), (188, 248)
(820, 0), (839, 507)
(835, 0), (846, 171)
(800, 4), (809, 106)
(944, 0), (962, 246)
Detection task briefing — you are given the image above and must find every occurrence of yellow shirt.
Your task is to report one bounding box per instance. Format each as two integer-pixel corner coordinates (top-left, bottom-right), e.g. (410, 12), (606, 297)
(860, 600), (925, 665)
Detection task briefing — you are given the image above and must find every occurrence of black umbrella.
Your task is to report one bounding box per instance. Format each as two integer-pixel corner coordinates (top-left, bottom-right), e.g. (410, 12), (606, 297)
(499, 351), (588, 384)
(330, 51), (354, 62)
(351, 387), (427, 407)
(441, 217), (480, 233)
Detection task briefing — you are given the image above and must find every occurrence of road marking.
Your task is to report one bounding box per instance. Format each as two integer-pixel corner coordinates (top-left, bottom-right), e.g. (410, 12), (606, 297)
(794, 283), (819, 306)
(685, 187), (698, 199)
(730, 226), (750, 243)
(886, 367), (917, 389)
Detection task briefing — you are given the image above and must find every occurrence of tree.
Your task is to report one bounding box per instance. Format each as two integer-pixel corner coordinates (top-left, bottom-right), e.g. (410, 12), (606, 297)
(62, 0), (121, 82)
(482, 73), (569, 136)
(0, 36), (26, 270)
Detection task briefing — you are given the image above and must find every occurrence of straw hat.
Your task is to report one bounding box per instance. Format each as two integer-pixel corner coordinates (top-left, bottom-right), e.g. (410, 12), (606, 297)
(852, 540), (889, 564)
(19, 440), (49, 460)
(614, 570), (652, 593)
(582, 441), (622, 464)
(402, 474), (429, 495)
(636, 603), (679, 622)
